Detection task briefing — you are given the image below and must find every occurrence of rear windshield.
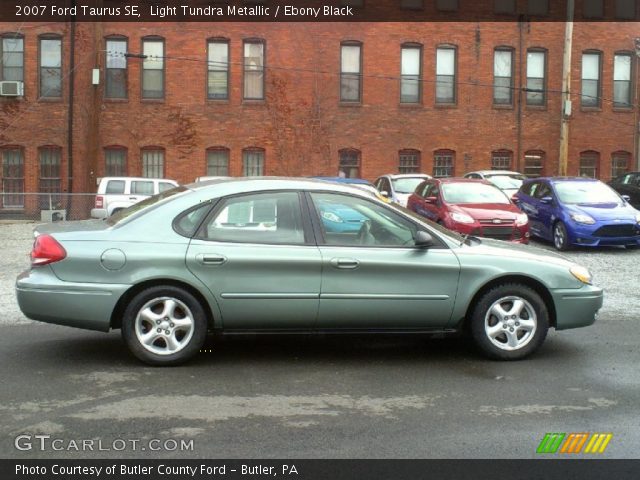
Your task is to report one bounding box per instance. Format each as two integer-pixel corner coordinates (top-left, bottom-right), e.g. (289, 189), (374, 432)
(392, 177), (427, 194)
(106, 186), (188, 226)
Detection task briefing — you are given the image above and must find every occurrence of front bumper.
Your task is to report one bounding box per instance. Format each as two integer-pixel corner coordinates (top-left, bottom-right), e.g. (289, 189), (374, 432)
(16, 267), (131, 332)
(551, 284), (604, 330)
(568, 223), (640, 247)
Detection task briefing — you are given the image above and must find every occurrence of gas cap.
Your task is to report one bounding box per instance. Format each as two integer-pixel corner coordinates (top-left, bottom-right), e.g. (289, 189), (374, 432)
(100, 249), (126, 271)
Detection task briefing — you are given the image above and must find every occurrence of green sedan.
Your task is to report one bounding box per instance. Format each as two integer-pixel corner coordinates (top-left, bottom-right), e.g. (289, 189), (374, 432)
(16, 178), (603, 365)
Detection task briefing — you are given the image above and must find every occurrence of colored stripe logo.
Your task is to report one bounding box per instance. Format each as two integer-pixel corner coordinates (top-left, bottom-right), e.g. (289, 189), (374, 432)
(537, 433), (612, 454)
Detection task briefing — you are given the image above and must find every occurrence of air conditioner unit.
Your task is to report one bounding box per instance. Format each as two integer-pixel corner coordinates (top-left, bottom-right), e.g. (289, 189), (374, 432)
(0, 81), (24, 96)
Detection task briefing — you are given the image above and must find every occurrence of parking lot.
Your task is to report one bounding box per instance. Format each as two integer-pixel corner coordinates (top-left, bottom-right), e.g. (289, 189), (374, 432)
(1, 221), (639, 458)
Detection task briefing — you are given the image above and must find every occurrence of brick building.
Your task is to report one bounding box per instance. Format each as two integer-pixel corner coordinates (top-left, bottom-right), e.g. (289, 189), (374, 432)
(0, 17), (639, 213)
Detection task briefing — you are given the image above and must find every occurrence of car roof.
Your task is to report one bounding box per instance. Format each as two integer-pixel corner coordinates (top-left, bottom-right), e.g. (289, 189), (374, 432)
(434, 177), (493, 185)
(380, 173), (432, 179)
(526, 176), (600, 183)
(466, 170), (523, 176)
(311, 176), (374, 185)
(186, 177), (379, 195)
(99, 176), (177, 182)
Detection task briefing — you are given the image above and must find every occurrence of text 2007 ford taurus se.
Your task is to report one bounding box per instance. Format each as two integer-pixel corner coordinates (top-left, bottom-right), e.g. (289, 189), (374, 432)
(16, 178), (603, 365)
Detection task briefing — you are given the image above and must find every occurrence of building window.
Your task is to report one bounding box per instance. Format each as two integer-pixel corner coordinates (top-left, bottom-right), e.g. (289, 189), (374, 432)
(613, 53), (632, 108)
(581, 52), (601, 107)
(39, 147), (62, 207)
(1, 148), (24, 208)
(615, 0), (636, 19)
(142, 38), (164, 99)
(494, 0), (516, 14)
(436, 0), (458, 11)
(579, 151), (599, 178)
(494, 48), (513, 105)
(433, 150), (454, 177)
(583, 0), (603, 18)
(491, 150), (512, 170)
(527, 0), (549, 15)
(611, 152), (630, 179)
(339, 149), (361, 178)
(142, 149), (164, 178)
(399, 150), (420, 173)
(400, 0), (423, 9)
(243, 148), (265, 176)
(436, 46), (456, 104)
(105, 148), (127, 176)
(243, 40), (264, 100)
(526, 50), (546, 106)
(105, 38), (127, 99)
(207, 148), (229, 176)
(208, 40), (229, 100)
(523, 151), (544, 177)
(341, 42), (362, 102)
(40, 37), (62, 98)
(1, 35), (24, 81)
(401, 44), (421, 103)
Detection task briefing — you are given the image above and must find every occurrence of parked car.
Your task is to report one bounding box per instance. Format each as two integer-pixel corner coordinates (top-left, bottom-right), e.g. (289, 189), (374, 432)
(374, 174), (432, 207)
(91, 177), (179, 219)
(312, 176), (380, 197)
(17, 178), (601, 365)
(514, 177), (640, 250)
(464, 170), (528, 198)
(609, 171), (640, 209)
(407, 178), (530, 243)
(194, 176), (230, 183)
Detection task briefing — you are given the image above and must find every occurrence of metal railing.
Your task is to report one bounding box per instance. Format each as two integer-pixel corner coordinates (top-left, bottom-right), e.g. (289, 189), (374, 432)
(0, 193), (96, 222)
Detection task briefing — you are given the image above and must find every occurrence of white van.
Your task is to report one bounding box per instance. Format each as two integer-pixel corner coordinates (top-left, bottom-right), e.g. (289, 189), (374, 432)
(91, 177), (179, 219)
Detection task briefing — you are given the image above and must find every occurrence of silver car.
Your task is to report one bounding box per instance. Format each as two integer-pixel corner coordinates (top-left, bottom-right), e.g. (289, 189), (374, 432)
(16, 178), (602, 366)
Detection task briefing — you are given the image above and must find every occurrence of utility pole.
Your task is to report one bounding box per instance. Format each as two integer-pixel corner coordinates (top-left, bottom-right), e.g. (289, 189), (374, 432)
(635, 38), (640, 170)
(558, 0), (574, 176)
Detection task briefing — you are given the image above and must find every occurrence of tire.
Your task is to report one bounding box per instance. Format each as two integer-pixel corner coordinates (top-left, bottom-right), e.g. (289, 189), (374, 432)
(470, 283), (549, 360)
(553, 221), (570, 251)
(121, 286), (208, 366)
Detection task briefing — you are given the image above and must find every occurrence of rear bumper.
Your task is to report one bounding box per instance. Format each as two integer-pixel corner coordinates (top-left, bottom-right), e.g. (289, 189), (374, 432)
(90, 208), (107, 219)
(551, 285), (604, 330)
(16, 268), (131, 332)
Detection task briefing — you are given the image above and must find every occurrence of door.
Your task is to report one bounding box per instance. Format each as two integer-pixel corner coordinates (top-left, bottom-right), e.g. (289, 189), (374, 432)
(186, 191), (321, 330)
(516, 181), (544, 237)
(532, 182), (557, 240)
(308, 192), (460, 330)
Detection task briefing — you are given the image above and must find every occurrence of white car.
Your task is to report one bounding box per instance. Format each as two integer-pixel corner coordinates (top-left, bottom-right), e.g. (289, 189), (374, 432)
(463, 170), (527, 198)
(91, 177), (179, 219)
(374, 174), (432, 207)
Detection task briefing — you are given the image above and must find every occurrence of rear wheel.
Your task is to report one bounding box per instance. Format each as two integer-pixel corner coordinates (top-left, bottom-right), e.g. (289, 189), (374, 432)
(470, 283), (549, 360)
(553, 221), (570, 251)
(121, 286), (207, 366)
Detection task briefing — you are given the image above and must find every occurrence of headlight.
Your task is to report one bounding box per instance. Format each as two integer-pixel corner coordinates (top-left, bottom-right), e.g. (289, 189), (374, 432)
(570, 265), (593, 285)
(450, 212), (474, 224)
(570, 213), (596, 225)
(321, 211), (343, 223)
(515, 213), (528, 226)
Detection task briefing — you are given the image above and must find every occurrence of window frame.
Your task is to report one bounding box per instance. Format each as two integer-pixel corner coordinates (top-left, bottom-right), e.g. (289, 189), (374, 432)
(583, 0), (604, 19)
(242, 147), (265, 176)
(340, 40), (363, 104)
(104, 35), (128, 99)
(433, 149), (455, 178)
(399, 149), (421, 174)
(611, 151), (630, 179)
(243, 38), (265, 101)
(579, 150), (600, 178)
(207, 38), (230, 101)
(141, 147), (165, 178)
(527, 0), (549, 16)
(491, 150), (513, 170)
(141, 36), (165, 100)
(206, 147), (230, 176)
(435, 45), (457, 106)
(613, 51), (633, 109)
(338, 148), (361, 178)
(400, 43), (423, 104)
(494, 0), (516, 14)
(523, 150), (545, 178)
(581, 50), (603, 109)
(0, 32), (25, 83)
(38, 146), (62, 208)
(526, 48), (547, 107)
(493, 47), (515, 106)
(104, 146), (128, 176)
(38, 34), (63, 99)
(0, 146), (25, 209)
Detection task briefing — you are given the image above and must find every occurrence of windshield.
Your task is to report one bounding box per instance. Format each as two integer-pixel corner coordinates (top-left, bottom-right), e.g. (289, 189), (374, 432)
(442, 183), (510, 204)
(554, 181), (622, 205)
(485, 174), (526, 190)
(105, 186), (188, 226)
(392, 177), (427, 194)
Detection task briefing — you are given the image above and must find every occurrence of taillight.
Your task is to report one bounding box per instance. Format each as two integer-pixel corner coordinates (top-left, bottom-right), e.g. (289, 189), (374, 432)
(95, 195), (104, 208)
(31, 234), (67, 266)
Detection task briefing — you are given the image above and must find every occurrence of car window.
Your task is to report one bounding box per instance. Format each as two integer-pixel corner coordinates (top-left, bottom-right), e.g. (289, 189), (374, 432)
(159, 182), (176, 193)
(485, 174), (525, 190)
(105, 180), (125, 194)
(418, 181), (432, 197)
(105, 186), (188, 226)
(381, 178), (392, 193)
(533, 183), (554, 200)
(131, 181), (154, 195)
(200, 192), (305, 245)
(173, 202), (214, 238)
(392, 177), (426, 194)
(520, 181), (538, 197)
(310, 192), (417, 247)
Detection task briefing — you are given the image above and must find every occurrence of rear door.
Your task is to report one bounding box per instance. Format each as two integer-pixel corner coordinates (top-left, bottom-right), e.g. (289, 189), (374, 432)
(186, 190), (321, 330)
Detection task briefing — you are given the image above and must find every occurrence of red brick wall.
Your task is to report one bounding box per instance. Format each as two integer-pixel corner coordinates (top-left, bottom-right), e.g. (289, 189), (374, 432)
(0, 20), (638, 195)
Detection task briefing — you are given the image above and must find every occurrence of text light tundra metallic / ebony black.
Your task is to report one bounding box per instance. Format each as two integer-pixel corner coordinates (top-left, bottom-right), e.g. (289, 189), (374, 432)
(16, 178), (603, 365)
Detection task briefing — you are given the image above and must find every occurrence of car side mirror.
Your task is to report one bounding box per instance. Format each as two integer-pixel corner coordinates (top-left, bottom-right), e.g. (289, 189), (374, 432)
(425, 196), (437, 204)
(511, 194), (519, 203)
(414, 231), (434, 248)
(540, 196), (553, 204)
(622, 195), (631, 202)
(380, 190), (390, 198)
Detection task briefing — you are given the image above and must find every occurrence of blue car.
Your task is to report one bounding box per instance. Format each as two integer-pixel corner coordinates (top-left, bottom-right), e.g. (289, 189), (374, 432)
(514, 177), (640, 250)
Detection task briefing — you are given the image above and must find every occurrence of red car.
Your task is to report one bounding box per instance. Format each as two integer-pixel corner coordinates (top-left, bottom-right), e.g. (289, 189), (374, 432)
(407, 178), (530, 243)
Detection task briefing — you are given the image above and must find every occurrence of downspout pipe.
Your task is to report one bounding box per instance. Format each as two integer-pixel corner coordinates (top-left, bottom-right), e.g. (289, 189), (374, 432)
(67, 3), (76, 199)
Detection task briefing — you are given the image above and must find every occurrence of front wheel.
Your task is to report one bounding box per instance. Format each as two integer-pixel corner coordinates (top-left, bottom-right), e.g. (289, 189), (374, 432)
(121, 286), (208, 366)
(553, 221), (570, 251)
(470, 283), (549, 360)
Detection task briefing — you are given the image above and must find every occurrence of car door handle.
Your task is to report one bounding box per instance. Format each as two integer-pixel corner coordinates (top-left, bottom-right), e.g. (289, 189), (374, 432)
(196, 254), (227, 266)
(330, 258), (360, 269)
